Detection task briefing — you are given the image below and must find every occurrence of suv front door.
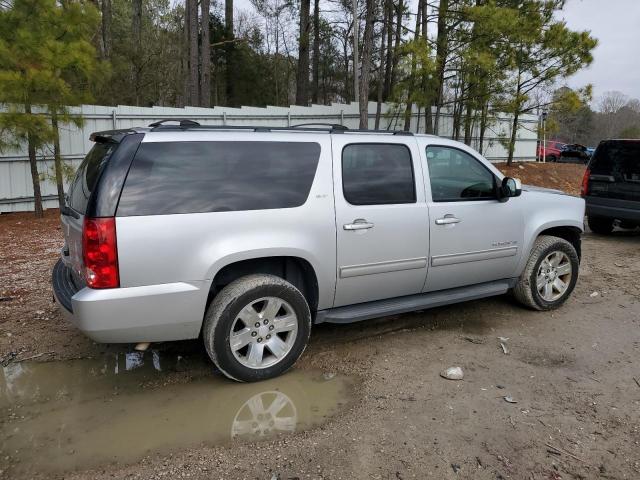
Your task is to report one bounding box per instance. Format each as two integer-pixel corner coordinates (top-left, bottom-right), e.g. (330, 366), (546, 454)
(421, 143), (524, 292)
(332, 137), (429, 307)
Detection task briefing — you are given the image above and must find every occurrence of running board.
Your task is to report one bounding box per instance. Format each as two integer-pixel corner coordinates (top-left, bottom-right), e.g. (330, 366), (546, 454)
(315, 279), (517, 324)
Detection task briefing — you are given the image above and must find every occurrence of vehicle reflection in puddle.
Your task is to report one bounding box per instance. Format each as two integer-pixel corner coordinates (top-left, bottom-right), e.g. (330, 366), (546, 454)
(0, 351), (353, 475)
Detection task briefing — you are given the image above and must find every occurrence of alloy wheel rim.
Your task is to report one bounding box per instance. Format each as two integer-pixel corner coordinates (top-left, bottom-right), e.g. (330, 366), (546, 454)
(229, 296), (298, 369)
(536, 251), (572, 302)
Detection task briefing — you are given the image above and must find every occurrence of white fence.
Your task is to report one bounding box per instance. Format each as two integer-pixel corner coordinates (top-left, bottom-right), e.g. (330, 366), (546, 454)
(0, 102), (537, 213)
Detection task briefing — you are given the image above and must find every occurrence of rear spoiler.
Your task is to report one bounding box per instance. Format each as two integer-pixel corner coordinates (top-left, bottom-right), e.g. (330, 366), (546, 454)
(90, 129), (141, 144)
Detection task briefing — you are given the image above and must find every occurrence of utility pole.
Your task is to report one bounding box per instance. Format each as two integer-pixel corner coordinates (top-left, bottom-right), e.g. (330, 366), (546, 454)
(352, 0), (359, 103)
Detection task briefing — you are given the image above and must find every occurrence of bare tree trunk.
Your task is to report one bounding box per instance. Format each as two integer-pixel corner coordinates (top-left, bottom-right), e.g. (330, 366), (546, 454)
(452, 79), (461, 140)
(181, 5), (190, 106)
(507, 111), (519, 165)
(358, 0), (375, 128)
(403, 0), (422, 131)
(478, 100), (488, 154)
(382, 0), (393, 100)
(507, 73), (522, 165)
(375, 0), (389, 129)
(420, 0), (432, 133)
(101, 0), (112, 59)
(343, 40), (350, 101)
(51, 111), (64, 207)
(187, 0), (199, 106)
(132, 0), (142, 105)
(352, 0), (359, 103)
(25, 103), (43, 218)
(311, 0), (320, 104)
(296, 0), (311, 105)
(225, 0), (235, 106)
(433, 0), (448, 135)
(463, 99), (473, 145)
(390, 0), (403, 89)
(200, 0), (211, 107)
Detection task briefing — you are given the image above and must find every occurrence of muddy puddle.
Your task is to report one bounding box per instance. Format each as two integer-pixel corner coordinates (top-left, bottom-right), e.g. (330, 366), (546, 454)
(0, 351), (353, 475)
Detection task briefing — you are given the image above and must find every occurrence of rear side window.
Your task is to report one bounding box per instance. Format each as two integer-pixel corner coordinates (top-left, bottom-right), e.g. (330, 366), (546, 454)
(590, 141), (640, 180)
(68, 143), (114, 214)
(342, 143), (416, 205)
(117, 141), (321, 216)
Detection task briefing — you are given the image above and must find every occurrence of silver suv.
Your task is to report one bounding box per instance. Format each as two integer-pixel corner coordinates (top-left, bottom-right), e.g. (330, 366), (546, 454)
(53, 121), (585, 382)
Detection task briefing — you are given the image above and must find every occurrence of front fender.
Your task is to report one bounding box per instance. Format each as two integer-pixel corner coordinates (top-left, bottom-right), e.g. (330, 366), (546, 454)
(516, 193), (585, 275)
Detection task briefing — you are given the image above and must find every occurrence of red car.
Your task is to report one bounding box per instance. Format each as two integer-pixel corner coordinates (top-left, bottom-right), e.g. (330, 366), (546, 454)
(536, 140), (565, 162)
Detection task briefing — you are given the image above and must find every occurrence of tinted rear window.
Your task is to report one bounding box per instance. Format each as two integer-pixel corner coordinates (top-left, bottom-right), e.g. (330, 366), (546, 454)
(68, 143), (114, 214)
(342, 143), (416, 205)
(591, 141), (640, 179)
(117, 141), (321, 216)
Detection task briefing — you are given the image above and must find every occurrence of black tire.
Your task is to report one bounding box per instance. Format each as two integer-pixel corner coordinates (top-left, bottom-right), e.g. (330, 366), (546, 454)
(587, 216), (615, 235)
(203, 274), (311, 382)
(547, 154), (557, 162)
(513, 235), (580, 311)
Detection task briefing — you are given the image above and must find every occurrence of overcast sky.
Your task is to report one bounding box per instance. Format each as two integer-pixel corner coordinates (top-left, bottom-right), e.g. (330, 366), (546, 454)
(554, 0), (640, 104)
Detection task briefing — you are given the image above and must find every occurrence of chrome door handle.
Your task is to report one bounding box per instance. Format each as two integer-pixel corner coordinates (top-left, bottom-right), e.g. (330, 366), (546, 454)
(344, 219), (375, 230)
(435, 216), (460, 225)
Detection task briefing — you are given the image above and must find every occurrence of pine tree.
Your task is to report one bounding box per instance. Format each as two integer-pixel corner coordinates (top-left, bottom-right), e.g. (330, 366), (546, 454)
(498, 0), (597, 164)
(0, 0), (101, 214)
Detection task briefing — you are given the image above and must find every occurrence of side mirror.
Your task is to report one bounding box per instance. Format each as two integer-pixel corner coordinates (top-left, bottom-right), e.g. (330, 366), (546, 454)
(498, 177), (522, 202)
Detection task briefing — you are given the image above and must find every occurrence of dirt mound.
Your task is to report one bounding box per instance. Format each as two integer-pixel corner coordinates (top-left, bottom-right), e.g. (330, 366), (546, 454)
(495, 161), (586, 196)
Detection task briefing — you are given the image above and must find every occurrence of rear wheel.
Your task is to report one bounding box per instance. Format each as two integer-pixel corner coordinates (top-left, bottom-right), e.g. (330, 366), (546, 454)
(513, 235), (579, 311)
(203, 274), (311, 382)
(587, 216), (615, 235)
(547, 154), (557, 162)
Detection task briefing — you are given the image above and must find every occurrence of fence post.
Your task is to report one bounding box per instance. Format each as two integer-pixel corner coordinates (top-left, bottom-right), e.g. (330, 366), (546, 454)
(111, 110), (117, 129)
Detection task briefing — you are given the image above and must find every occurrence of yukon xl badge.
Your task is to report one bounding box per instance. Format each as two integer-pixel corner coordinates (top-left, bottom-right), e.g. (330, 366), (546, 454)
(492, 240), (518, 247)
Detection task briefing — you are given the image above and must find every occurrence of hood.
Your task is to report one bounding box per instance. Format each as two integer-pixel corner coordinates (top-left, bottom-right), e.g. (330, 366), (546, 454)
(522, 184), (567, 195)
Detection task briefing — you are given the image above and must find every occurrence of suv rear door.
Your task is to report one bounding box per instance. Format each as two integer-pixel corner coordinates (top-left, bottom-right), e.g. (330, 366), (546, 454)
(331, 136), (429, 307)
(588, 140), (640, 202)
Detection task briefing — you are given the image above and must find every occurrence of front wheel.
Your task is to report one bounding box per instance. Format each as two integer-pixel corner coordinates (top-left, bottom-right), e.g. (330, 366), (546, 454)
(203, 274), (311, 382)
(513, 235), (579, 311)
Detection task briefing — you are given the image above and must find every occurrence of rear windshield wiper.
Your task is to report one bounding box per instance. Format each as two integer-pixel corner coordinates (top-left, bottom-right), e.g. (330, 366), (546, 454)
(60, 205), (80, 219)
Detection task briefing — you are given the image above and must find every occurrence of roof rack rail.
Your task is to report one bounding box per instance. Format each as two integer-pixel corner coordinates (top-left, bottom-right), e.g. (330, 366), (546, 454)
(147, 123), (416, 135)
(148, 119), (201, 128)
(291, 123), (348, 131)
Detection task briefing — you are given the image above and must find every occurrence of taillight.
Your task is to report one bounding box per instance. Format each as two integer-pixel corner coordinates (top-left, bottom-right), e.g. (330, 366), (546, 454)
(580, 168), (590, 197)
(82, 217), (119, 288)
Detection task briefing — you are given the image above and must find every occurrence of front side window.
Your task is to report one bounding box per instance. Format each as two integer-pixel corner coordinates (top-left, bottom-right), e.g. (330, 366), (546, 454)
(342, 143), (416, 205)
(426, 146), (496, 202)
(117, 141), (321, 216)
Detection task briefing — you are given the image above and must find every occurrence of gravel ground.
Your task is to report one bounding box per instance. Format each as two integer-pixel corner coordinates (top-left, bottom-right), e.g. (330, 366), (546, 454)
(1, 169), (639, 479)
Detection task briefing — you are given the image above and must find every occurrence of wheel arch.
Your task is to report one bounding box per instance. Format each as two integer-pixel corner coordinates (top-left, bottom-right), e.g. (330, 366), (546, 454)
(537, 225), (582, 260)
(517, 218), (584, 276)
(206, 255), (320, 315)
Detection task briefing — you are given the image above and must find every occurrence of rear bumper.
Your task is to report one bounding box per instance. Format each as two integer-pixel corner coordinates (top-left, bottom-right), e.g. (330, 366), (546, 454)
(52, 259), (206, 343)
(585, 196), (640, 223)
